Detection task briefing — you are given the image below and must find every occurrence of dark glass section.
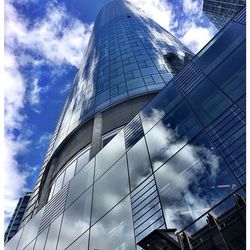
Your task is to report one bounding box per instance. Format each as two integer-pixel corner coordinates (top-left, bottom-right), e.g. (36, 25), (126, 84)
(95, 130), (125, 179)
(146, 102), (202, 170)
(155, 133), (239, 231)
(141, 81), (181, 133)
(66, 158), (94, 208)
(92, 156), (129, 224)
(57, 188), (92, 249)
(66, 231), (89, 250)
(44, 214), (62, 250)
(89, 196), (135, 250)
(187, 78), (232, 126)
(127, 137), (152, 190)
(209, 41), (246, 101)
(193, 22), (245, 74)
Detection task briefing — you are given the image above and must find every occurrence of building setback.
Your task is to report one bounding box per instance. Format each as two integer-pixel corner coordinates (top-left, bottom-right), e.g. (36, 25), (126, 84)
(203, 0), (245, 29)
(5, 1), (245, 250)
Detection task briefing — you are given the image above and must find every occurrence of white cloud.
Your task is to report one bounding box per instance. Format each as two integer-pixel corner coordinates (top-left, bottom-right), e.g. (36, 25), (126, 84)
(37, 132), (52, 149)
(128, 0), (177, 31)
(4, 0), (93, 229)
(182, 0), (201, 16)
(181, 22), (216, 53)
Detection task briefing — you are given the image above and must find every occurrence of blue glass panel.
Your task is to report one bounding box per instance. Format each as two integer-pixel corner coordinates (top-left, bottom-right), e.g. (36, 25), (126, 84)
(193, 22), (245, 74)
(146, 101), (202, 170)
(209, 41), (245, 101)
(187, 78), (232, 126)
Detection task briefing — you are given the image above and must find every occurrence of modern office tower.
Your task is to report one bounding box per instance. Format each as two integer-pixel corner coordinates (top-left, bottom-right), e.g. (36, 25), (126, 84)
(203, 0), (245, 29)
(4, 193), (31, 242)
(5, 1), (246, 250)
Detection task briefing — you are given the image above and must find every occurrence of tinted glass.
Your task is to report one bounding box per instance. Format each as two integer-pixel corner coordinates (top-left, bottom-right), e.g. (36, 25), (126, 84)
(187, 78), (232, 126)
(155, 133), (239, 231)
(194, 22), (245, 74)
(89, 196), (135, 250)
(57, 188), (92, 250)
(17, 207), (44, 250)
(4, 227), (24, 250)
(146, 101), (202, 170)
(141, 81), (181, 133)
(209, 41), (246, 101)
(127, 137), (152, 190)
(66, 159), (94, 208)
(92, 156), (129, 224)
(44, 214), (62, 250)
(75, 149), (90, 174)
(95, 130), (125, 179)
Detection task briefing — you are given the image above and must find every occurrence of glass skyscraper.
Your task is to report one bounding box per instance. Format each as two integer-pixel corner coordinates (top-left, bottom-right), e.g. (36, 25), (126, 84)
(203, 0), (245, 29)
(5, 1), (245, 249)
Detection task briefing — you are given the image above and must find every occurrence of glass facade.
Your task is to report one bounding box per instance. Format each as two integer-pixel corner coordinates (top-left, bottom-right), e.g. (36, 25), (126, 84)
(6, 2), (245, 250)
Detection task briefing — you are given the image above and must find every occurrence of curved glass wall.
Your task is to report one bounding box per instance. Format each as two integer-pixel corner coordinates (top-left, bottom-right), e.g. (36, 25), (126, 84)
(51, 0), (193, 152)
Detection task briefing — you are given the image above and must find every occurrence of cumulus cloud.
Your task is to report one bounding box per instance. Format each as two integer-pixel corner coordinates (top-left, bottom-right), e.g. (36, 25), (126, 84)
(4, 0), (93, 228)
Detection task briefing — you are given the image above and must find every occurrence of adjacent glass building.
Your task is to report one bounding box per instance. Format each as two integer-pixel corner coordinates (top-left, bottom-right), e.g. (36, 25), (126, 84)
(4, 193), (31, 242)
(5, 1), (245, 249)
(203, 0), (245, 29)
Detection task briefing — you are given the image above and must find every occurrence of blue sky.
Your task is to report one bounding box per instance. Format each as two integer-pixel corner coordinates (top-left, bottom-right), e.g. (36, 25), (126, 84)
(4, 0), (218, 228)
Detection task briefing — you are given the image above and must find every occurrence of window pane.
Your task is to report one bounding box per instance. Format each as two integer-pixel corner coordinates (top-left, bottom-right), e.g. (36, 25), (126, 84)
(146, 101), (202, 170)
(89, 196), (135, 250)
(53, 172), (65, 196)
(17, 207), (44, 250)
(65, 231), (89, 250)
(95, 130), (125, 180)
(44, 214), (62, 250)
(155, 132), (239, 231)
(141, 81), (181, 133)
(187, 78), (232, 126)
(75, 149), (90, 174)
(33, 227), (49, 250)
(66, 159), (94, 208)
(209, 42), (246, 101)
(57, 188), (92, 250)
(4, 227), (23, 250)
(193, 22), (245, 74)
(63, 161), (76, 186)
(92, 156), (129, 225)
(127, 137), (152, 190)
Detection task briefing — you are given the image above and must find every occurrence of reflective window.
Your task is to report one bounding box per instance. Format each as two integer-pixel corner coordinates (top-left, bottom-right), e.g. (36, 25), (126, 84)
(53, 172), (65, 196)
(194, 22), (245, 74)
(44, 214), (62, 250)
(17, 207), (44, 250)
(95, 130), (125, 180)
(63, 161), (76, 187)
(146, 101), (202, 170)
(89, 196), (135, 250)
(23, 240), (35, 250)
(141, 81), (181, 133)
(92, 156), (129, 224)
(127, 137), (152, 190)
(57, 188), (92, 250)
(209, 41), (245, 101)
(66, 231), (89, 250)
(155, 133), (239, 231)
(75, 149), (90, 174)
(33, 227), (49, 250)
(187, 78), (232, 126)
(66, 159), (94, 208)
